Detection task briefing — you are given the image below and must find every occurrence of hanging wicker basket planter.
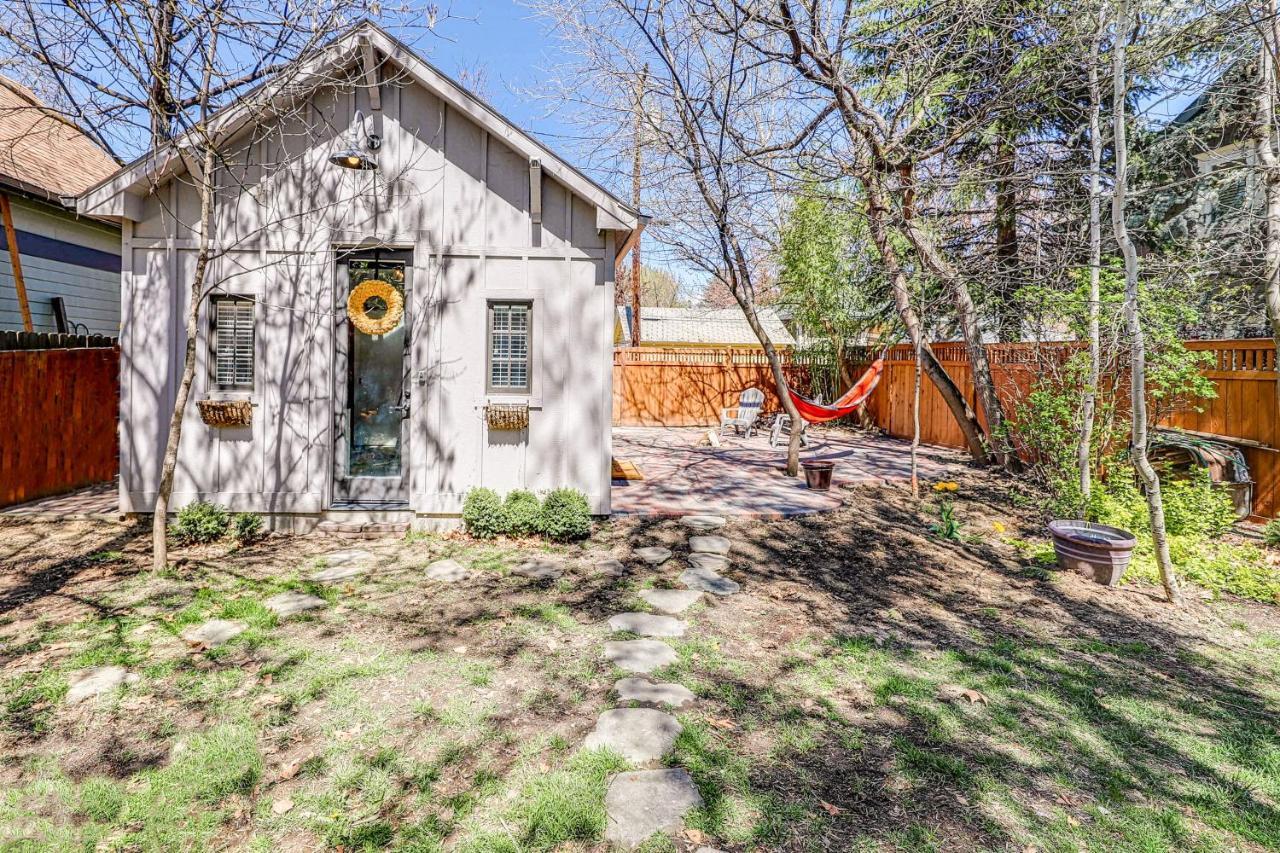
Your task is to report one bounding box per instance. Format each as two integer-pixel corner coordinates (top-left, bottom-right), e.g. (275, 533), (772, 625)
(485, 403), (529, 431)
(198, 399), (253, 427)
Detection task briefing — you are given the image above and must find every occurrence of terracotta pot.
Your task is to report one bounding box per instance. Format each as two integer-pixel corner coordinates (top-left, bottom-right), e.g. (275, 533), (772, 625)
(1047, 520), (1137, 586)
(801, 459), (835, 491)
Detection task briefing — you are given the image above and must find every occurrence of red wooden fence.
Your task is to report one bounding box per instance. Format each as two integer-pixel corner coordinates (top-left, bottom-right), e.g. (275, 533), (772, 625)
(0, 347), (119, 508)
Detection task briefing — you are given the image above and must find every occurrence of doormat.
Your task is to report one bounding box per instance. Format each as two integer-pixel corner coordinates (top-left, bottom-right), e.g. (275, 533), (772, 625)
(611, 458), (645, 481)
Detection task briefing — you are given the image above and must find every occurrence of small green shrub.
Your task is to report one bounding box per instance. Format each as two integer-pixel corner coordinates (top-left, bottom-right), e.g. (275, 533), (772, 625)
(171, 501), (230, 544)
(503, 490), (542, 536)
(539, 488), (592, 541)
(1262, 519), (1280, 548)
(229, 512), (263, 544)
(462, 488), (506, 539)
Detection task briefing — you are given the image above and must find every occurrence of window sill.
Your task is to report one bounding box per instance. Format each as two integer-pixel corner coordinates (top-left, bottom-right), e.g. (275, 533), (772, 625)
(481, 394), (542, 408)
(204, 391), (256, 403)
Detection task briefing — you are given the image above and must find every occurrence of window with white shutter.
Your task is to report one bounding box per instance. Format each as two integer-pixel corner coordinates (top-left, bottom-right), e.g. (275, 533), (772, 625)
(487, 301), (532, 393)
(211, 296), (255, 391)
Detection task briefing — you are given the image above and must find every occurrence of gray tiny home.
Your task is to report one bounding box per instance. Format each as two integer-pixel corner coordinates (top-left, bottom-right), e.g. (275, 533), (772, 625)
(77, 23), (642, 528)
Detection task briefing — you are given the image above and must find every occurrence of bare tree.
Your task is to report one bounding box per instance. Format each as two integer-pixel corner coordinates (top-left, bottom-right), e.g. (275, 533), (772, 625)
(1113, 0), (1182, 604)
(536, 0), (810, 473)
(0, 2), (441, 569)
(1254, 0), (1280, 379)
(1080, 6), (1108, 507)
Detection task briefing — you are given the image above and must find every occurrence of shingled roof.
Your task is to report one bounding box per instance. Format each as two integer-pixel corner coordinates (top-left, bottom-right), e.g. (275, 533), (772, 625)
(0, 77), (118, 203)
(616, 306), (796, 347)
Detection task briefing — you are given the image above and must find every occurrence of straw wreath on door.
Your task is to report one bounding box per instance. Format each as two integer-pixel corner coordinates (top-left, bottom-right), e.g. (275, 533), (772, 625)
(347, 279), (404, 336)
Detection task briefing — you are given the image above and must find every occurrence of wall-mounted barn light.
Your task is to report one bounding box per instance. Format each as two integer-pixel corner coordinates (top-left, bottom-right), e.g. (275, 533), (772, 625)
(329, 109), (382, 171)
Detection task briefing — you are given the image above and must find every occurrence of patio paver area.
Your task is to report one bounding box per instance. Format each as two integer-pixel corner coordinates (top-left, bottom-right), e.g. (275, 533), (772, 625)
(610, 425), (965, 517)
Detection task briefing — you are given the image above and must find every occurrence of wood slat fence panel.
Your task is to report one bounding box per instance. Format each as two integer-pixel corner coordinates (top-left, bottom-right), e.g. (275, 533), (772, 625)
(0, 347), (119, 507)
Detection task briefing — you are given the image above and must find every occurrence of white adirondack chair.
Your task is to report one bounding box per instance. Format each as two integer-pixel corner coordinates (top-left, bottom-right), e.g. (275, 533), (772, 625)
(719, 388), (765, 438)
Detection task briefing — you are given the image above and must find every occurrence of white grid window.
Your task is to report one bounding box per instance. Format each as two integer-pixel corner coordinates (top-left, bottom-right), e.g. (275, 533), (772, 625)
(212, 296), (255, 390)
(487, 301), (531, 393)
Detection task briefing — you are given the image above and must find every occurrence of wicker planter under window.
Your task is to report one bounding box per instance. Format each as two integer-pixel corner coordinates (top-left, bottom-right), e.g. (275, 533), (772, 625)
(198, 398), (253, 427)
(485, 403), (529, 431)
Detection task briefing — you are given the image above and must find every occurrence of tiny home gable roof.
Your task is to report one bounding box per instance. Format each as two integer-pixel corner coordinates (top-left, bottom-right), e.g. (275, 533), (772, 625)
(76, 21), (642, 235)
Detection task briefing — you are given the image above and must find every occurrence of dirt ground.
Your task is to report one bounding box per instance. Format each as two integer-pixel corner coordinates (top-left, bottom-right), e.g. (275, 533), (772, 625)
(2, 464), (1279, 851)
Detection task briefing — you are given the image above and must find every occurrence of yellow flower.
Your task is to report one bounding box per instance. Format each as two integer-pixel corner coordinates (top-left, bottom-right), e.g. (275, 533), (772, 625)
(992, 521), (1007, 534)
(933, 481), (960, 492)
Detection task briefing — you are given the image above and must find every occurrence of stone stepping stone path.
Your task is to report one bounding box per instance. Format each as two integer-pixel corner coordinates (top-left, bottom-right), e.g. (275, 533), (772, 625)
(634, 546), (672, 566)
(264, 591), (327, 618)
(65, 666), (138, 703)
(582, 707), (682, 764)
(512, 558), (562, 580)
(181, 618), (247, 648)
(596, 558), (628, 577)
(680, 567), (740, 596)
(310, 563), (368, 582)
(639, 588), (702, 615)
(318, 548), (374, 567)
(681, 514), (726, 531)
(615, 677), (695, 709)
(688, 535), (731, 555)
(608, 612), (686, 638)
(687, 552), (729, 572)
(425, 558), (469, 582)
(605, 769), (704, 848)
(604, 639), (678, 673)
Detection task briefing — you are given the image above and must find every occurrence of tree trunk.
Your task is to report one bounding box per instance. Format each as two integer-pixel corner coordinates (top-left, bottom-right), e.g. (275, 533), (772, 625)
(1113, 0), (1181, 604)
(1256, 0), (1280, 392)
(1080, 12), (1106, 509)
(152, 145), (217, 571)
(992, 130), (1020, 342)
(864, 173), (990, 463)
(911, 335), (923, 498)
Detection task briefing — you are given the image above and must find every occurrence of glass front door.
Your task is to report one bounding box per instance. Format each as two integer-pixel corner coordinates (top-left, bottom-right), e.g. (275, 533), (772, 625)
(335, 250), (411, 504)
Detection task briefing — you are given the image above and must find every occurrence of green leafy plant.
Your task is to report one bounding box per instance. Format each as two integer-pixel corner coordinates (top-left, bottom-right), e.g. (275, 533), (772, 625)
(929, 499), (963, 542)
(462, 488), (506, 539)
(1265, 519), (1280, 548)
(503, 490), (542, 536)
(539, 488), (592, 541)
(171, 501), (230, 544)
(229, 512), (263, 544)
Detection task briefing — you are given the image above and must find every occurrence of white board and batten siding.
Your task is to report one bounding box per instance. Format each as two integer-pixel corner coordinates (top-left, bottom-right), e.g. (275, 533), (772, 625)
(109, 55), (627, 524)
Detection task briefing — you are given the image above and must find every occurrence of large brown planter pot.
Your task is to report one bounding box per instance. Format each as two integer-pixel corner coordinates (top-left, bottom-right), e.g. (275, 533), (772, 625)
(801, 460), (835, 491)
(1047, 520), (1137, 586)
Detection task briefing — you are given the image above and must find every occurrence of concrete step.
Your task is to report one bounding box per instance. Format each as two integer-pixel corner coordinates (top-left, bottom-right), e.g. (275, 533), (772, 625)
(315, 520), (409, 539)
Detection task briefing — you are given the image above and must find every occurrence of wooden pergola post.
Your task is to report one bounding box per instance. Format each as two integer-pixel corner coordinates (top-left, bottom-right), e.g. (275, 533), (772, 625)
(0, 193), (33, 332)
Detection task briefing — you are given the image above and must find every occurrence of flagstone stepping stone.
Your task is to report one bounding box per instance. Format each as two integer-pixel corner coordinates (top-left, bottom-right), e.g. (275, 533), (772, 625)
(639, 588), (702, 615)
(680, 567), (740, 596)
(310, 563), (368, 582)
(596, 558), (628, 577)
(634, 546), (672, 566)
(608, 612), (686, 638)
(425, 558), (469, 582)
(605, 768), (703, 848)
(318, 548), (374, 567)
(614, 677), (696, 708)
(583, 707), (682, 764)
(605, 639), (678, 673)
(687, 552), (729, 572)
(688, 535), (731, 555)
(264, 591), (327, 618)
(512, 559), (563, 580)
(681, 514), (726, 530)
(65, 666), (138, 703)
(181, 618), (248, 648)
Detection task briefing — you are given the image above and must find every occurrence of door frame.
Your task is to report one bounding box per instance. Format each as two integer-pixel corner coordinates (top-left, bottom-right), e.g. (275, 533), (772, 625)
(332, 246), (414, 507)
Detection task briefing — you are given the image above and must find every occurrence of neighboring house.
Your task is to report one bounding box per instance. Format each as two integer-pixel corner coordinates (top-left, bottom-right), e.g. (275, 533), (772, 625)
(0, 77), (121, 334)
(1138, 61), (1272, 338)
(614, 305), (795, 348)
(77, 22), (642, 524)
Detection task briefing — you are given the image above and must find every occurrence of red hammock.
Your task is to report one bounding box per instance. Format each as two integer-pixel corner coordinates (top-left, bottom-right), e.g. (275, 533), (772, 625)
(787, 358), (885, 424)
